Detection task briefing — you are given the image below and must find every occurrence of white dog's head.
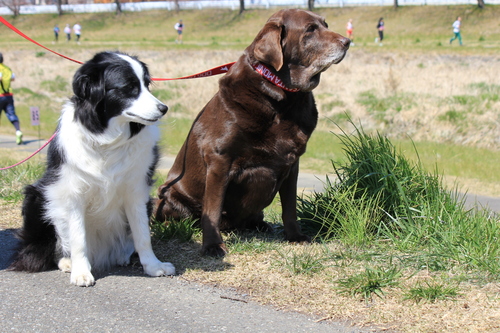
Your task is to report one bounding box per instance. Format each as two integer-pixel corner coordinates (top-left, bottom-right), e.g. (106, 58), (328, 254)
(71, 52), (168, 137)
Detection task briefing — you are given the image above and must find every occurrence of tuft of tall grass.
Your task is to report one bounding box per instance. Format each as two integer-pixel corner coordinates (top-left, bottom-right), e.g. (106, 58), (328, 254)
(150, 217), (198, 243)
(298, 121), (500, 278)
(336, 264), (402, 301)
(404, 280), (460, 303)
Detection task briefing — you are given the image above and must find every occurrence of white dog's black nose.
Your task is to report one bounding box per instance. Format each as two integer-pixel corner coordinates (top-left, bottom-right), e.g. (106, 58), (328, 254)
(158, 104), (168, 115)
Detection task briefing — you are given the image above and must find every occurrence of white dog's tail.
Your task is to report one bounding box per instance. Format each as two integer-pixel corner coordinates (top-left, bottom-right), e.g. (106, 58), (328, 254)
(8, 185), (58, 272)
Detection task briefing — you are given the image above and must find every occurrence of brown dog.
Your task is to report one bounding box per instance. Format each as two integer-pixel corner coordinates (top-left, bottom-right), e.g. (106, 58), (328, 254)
(155, 9), (350, 256)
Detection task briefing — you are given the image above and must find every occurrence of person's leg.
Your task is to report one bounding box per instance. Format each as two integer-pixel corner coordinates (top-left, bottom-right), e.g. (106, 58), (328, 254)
(450, 32), (458, 44)
(5, 96), (22, 144)
(457, 32), (462, 45)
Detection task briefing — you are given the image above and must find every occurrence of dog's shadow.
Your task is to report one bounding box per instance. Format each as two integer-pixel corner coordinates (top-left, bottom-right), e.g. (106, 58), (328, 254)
(0, 229), (19, 271)
(151, 237), (234, 276)
(0, 228), (232, 280)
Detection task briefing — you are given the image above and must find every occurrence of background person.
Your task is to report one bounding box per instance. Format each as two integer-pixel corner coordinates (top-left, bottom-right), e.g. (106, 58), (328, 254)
(0, 53), (23, 145)
(64, 24), (71, 42)
(346, 19), (354, 45)
(53, 24), (60, 43)
(376, 17), (385, 46)
(449, 16), (462, 46)
(73, 23), (82, 43)
(174, 19), (183, 44)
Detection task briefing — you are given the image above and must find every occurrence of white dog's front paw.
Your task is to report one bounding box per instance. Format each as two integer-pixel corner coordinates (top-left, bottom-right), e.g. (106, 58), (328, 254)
(58, 257), (72, 273)
(70, 271), (95, 287)
(143, 262), (176, 277)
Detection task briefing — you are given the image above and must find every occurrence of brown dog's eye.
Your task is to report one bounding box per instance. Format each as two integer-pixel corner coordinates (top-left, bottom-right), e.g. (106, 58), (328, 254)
(306, 24), (318, 33)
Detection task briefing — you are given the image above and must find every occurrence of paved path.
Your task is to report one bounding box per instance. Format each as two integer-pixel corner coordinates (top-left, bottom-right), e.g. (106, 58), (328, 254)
(0, 227), (366, 333)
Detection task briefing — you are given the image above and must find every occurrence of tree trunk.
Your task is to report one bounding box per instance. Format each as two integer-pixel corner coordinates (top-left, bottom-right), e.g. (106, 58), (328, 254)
(394, 0), (399, 9)
(174, 0), (179, 13)
(56, 0), (63, 16)
(239, 0), (245, 15)
(308, 0), (314, 11)
(477, 0), (485, 8)
(115, 0), (122, 15)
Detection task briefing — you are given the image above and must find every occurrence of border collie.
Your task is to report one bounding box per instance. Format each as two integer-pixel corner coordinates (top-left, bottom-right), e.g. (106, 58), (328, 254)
(9, 52), (175, 286)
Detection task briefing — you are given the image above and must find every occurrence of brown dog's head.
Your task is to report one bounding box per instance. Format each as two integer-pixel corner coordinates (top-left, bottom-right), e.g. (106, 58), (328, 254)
(248, 9), (350, 92)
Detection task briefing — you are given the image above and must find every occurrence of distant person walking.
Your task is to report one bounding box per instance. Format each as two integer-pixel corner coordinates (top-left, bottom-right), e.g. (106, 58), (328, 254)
(174, 19), (183, 44)
(0, 53), (22, 145)
(73, 23), (82, 43)
(64, 24), (71, 42)
(53, 24), (60, 43)
(346, 19), (354, 46)
(376, 17), (385, 46)
(449, 16), (462, 46)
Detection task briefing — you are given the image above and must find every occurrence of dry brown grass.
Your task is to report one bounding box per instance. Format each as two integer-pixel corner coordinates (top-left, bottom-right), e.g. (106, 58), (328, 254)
(4, 47), (498, 148)
(151, 237), (500, 333)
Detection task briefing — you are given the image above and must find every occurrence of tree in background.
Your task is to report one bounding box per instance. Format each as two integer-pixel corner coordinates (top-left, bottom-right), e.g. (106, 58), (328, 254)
(56, 0), (63, 16)
(477, 0), (485, 8)
(0, 0), (23, 17)
(115, 0), (121, 15)
(308, 0), (314, 10)
(239, 0), (245, 15)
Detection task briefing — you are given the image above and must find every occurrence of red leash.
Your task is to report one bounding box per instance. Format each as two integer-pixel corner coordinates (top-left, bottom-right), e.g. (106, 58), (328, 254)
(0, 132), (57, 170)
(0, 16), (236, 170)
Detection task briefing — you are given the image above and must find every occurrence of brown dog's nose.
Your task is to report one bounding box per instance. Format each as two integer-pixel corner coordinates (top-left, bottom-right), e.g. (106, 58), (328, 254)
(341, 37), (351, 49)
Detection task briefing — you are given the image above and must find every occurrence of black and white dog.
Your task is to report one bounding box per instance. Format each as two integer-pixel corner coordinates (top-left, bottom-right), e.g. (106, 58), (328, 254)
(9, 52), (175, 286)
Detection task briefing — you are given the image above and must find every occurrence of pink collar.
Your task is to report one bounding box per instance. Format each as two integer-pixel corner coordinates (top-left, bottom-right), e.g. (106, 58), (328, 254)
(252, 63), (300, 93)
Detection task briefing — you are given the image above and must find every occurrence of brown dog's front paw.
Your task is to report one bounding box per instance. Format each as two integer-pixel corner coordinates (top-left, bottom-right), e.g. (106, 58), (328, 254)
(202, 243), (228, 257)
(285, 233), (311, 244)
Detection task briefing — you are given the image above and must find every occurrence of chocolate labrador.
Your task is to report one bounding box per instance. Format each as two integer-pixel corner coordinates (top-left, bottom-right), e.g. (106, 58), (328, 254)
(155, 9), (350, 256)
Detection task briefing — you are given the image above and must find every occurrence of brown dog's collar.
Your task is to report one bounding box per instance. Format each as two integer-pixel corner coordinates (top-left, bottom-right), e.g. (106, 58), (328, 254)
(252, 63), (300, 93)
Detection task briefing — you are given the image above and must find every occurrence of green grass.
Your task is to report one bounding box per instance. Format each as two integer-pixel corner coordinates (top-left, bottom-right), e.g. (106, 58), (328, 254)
(404, 280), (460, 303)
(0, 158), (45, 202)
(336, 264), (402, 301)
(274, 247), (327, 275)
(150, 217), (199, 243)
(298, 122), (500, 283)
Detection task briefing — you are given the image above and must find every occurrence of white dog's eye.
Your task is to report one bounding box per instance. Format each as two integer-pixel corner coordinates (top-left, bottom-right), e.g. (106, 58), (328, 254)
(128, 83), (140, 95)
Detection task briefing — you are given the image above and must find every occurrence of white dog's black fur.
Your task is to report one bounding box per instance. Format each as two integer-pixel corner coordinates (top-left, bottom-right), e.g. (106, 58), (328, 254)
(9, 51), (175, 286)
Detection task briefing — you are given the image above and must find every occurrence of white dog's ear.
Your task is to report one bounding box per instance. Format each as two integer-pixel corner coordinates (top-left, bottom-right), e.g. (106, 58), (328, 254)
(73, 72), (105, 107)
(253, 20), (283, 71)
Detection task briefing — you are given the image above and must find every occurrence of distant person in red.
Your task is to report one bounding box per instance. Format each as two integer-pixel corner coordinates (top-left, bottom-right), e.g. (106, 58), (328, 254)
(346, 19), (354, 46)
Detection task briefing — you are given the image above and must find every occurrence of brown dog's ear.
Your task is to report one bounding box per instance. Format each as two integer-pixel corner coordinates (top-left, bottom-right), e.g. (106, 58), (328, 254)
(253, 21), (283, 71)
